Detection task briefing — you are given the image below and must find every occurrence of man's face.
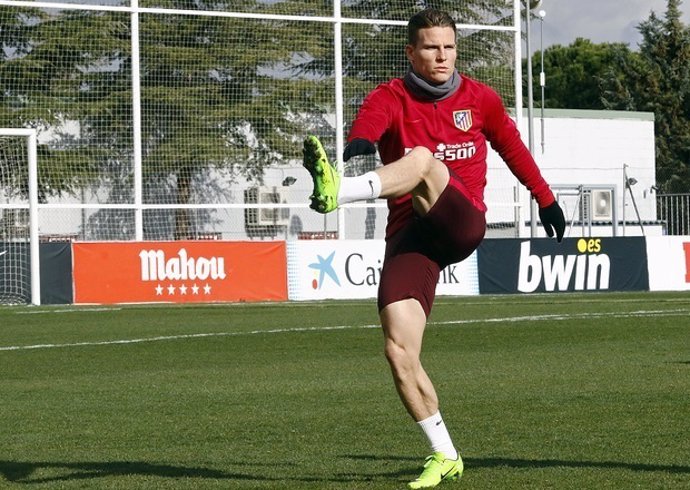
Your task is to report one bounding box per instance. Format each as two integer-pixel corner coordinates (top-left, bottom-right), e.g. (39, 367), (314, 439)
(406, 26), (457, 84)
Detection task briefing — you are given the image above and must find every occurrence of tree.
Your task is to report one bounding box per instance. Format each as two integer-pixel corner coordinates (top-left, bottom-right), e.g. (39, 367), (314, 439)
(2, 2), (334, 238)
(0, 6), (108, 203)
(135, 3), (333, 238)
(601, 0), (690, 193)
(526, 39), (634, 110)
(524, 0), (689, 193)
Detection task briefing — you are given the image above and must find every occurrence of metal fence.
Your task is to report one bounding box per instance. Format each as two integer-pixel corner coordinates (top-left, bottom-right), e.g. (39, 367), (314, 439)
(657, 193), (690, 235)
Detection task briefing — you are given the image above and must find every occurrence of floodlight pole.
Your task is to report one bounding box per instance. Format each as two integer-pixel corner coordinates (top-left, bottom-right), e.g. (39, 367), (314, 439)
(623, 164), (645, 236)
(334, 0), (345, 241)
(525, 4), (534, 156)
(524, 0), (539, 237)
(622, 164), (627, 236)
(539, 9), (546, 154)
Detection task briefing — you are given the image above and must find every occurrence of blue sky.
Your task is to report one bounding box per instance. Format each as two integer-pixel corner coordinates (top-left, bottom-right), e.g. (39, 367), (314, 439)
(536, 0), (690, 50)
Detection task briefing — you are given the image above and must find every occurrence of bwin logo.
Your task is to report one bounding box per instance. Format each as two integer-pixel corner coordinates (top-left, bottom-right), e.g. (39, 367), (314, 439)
(518, 240), (610, 293)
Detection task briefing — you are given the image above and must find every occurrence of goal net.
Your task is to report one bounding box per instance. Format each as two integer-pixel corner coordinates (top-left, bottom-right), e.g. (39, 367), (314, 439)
(0, 0), (522, 243)
(0, 129), (39, 305)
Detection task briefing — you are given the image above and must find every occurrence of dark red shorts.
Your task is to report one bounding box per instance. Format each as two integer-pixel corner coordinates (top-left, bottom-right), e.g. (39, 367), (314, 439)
(377, 174), (486, 317)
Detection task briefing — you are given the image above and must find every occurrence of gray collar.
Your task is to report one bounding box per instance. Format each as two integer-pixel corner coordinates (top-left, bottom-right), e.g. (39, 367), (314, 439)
(403, 68), (461, 101)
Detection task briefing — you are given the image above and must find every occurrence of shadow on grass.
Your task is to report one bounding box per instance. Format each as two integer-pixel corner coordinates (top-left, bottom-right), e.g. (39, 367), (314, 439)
(467, 456), (690, 474)
(0, 460), (270, 485)
(2, 454), (689, 485)
(344, 454), (690, 475)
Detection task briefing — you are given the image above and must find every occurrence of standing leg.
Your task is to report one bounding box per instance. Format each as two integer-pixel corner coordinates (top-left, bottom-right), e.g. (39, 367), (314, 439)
(380, 298), (463, 489)
(380, 298), (438, 420)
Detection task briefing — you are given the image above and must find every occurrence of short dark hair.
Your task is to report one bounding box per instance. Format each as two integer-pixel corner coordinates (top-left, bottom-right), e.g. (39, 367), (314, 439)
(407, 8), (457, 45)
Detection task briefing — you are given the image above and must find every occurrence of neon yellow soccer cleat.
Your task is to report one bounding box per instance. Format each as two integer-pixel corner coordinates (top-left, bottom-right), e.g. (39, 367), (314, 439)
(408, 452), (463, 489)
(303, 135), (340, 213)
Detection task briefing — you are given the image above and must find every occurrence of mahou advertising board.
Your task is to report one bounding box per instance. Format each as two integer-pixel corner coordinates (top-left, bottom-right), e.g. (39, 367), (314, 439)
(73, 241), (287, 304)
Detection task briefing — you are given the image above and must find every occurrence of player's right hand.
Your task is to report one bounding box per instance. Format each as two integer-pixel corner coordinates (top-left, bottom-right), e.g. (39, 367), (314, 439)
(343, 138), (376, 161)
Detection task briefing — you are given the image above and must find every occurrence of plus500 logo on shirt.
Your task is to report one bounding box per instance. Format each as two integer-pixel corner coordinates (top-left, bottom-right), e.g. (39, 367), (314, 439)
(405, 142), (477, 161)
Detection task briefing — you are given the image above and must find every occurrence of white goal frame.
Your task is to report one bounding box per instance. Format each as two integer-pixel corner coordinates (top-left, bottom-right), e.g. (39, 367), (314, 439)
(0, 128), (40, 305)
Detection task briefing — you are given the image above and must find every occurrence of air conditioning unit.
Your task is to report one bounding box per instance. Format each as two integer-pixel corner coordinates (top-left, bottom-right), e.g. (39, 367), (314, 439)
(591, 189), (613, 221)
(244, 186), (289, 226)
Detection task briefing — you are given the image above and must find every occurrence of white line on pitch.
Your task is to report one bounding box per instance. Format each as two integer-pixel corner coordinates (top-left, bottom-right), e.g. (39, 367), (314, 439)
(16, 307), (123, 314)
(431, 308), (690, 325)
(0, 309), (687, 352)
(0, 324), (380, 352)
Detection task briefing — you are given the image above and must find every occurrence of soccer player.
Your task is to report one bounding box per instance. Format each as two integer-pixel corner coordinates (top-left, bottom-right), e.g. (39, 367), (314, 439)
(303, 8), (565, 489)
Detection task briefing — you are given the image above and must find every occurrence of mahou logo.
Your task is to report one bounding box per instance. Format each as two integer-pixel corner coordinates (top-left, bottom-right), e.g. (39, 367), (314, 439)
(139, 248), (227, 282)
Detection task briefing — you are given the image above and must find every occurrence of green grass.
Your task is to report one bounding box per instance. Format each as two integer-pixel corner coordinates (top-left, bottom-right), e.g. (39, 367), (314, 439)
(0, 291), (689, 489)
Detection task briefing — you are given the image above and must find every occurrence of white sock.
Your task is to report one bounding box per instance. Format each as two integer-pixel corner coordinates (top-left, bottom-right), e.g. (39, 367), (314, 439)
(337, 171), (381, 205)
(417, 411), (458, 460)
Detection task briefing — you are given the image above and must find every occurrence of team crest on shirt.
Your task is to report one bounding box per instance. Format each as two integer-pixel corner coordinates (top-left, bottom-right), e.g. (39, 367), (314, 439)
(453, 110), (473, 132)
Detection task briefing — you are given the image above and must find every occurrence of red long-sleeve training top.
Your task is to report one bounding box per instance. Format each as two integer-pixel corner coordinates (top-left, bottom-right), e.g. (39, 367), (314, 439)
(347, 75), (555, 238)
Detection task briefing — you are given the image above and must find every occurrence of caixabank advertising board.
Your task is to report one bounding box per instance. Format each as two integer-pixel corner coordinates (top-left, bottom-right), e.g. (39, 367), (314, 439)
(477, 237), (649, 294)
(287, 240), (479, 301)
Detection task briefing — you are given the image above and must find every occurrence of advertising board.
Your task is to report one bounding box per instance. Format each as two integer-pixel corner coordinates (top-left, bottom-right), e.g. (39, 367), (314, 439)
(73, 241), (287, 304)
(478, 238), (649, 294)
(287, 240), (478, 301)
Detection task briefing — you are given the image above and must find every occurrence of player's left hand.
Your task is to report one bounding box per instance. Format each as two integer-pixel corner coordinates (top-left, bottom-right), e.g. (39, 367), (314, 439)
(539, 201), (566, 242)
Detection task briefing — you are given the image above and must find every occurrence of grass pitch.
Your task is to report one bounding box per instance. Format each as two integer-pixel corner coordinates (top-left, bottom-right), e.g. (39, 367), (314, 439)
(0, 291), (689, 489)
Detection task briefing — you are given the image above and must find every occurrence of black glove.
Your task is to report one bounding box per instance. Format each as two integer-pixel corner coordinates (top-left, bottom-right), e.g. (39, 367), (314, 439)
(539, 201), (566, 242)
(343, 138), (376, 162)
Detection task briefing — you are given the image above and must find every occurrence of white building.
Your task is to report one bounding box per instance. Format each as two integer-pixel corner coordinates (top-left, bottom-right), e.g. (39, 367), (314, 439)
(490, 108), (658, 238)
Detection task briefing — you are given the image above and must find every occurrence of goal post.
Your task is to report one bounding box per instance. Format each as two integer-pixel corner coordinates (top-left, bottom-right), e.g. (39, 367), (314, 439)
(0, 128), (40, 305)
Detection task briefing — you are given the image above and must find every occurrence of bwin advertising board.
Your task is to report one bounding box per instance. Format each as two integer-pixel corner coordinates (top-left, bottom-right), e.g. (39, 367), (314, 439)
(477, 238), (649, 294)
